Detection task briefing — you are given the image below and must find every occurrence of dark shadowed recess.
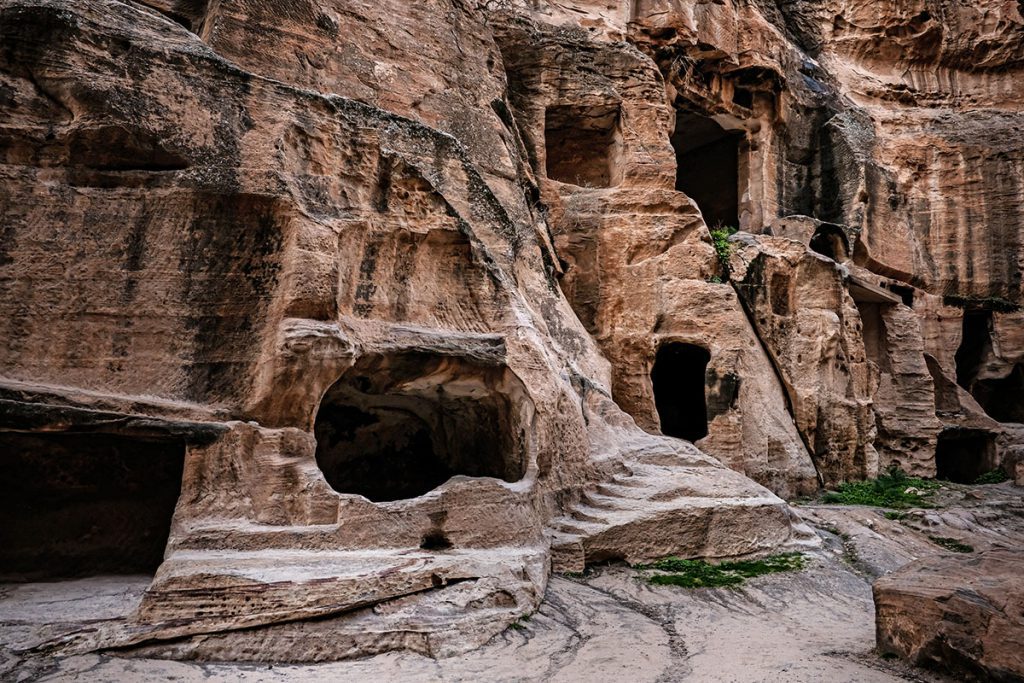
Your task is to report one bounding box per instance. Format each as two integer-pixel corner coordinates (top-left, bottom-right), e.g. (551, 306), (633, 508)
(672, 111), (741, 229)
(0, 432), (185, 581)
(955, 310), (992, 391)
(972, 364), (1024, 424)
(652, 342), (711, 442)
(934, 428), (997, 483)
(314, 353), (527, 502)
(952, 309), (1024, 423)
(809, 224), (848, 262)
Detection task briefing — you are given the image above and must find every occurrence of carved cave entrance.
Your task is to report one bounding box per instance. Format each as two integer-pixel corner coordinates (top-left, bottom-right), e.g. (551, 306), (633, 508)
(809, 224), (849, 262)
(544, 104), (623, 188)
(0, 432), (185, 581)
(972, 363), (1024, 424)
(314, 353), (528, 503)
(955, 310), (991, 391)
(651, 342), (711, 442)
(935, 428), (997, 483)
(954, 308), (1023, 423)
(671, 111), (743, 229)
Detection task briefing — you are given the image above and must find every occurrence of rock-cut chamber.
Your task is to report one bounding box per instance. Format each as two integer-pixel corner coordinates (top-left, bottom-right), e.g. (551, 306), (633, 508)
(651, 342), (711, 443)
(313, 353), (529, 502)
(0, 432), (185, 581)
(671, 111), (742, 229)
(544, 104), (623, 188)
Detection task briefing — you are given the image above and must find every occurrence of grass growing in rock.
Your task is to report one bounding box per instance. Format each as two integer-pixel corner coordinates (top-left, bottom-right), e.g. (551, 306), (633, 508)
(929, 536), (974, 553)
(710, 224), (738, 278)
(636, 553), (806, 588)
(821, 467), (942, 509)
(974, 469), (1009, 485)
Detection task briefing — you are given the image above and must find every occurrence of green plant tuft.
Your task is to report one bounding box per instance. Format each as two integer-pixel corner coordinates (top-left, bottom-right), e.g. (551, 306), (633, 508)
(636, 552), (806, 589)
(821, 466), (941, 509)
(929, 536), (974, 553)
(974, 469), (1009, 485)
(883, 511), (907, 521)
(709, 224), (738, 279)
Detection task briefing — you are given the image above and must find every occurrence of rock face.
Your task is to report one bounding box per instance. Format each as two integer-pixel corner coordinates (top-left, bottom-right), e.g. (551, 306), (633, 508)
(875, 549), (1024, 682)
(0, 0), (1022, 666)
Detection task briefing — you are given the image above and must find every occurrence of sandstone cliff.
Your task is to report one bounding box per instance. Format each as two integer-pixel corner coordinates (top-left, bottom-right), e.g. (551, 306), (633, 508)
(0, 0), (1021, 663)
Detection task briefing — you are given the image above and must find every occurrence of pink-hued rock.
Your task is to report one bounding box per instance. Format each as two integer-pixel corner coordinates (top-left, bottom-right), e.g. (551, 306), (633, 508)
(875, 549), (1024, 682)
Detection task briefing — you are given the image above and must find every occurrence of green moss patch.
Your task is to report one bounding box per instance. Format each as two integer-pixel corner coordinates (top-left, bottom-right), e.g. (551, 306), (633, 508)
(821, 467), (942, 509)
(636, 552), (806, 588)
(929, 536), (974, 553)
(974, 469), (1009, 485)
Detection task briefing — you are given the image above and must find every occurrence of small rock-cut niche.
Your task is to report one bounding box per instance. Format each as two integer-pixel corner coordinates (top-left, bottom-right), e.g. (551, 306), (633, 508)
(544, 103), (623, 188)
(314, 353), (528, 502)
(856, 302), (892, 374)
(651, 342), (712, 442)
(886, 283), (915, 308)
(0, 432), (185, 581)
(138, 0), (212, 35)
(672, 111), (743, 229)
(809, 224), (849, 262)
(935, 428), (997, 483)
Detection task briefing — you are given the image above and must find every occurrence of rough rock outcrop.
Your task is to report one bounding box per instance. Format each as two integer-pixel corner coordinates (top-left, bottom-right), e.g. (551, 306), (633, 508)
(875, 549), (1024, 682)
(0, 0), (812, 662)
(2, 0), (1024, 667)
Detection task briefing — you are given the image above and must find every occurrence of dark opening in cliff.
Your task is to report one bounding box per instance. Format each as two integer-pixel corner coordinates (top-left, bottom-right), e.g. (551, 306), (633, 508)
(672, 112), (742, 229)
(0, 432), (184, 581)
(314, 353), (529, 502)
(809, 224), (848, 262)
(935, 428), (997, 483)
(954, 310), (992, 390)
(972, 364), (1024, 424)
(651, 342), (711, 442)
(544, 104), (622, 188)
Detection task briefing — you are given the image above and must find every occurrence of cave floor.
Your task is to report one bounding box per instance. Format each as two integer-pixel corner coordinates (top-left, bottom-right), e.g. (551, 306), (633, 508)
(7, 482), (1023, 682)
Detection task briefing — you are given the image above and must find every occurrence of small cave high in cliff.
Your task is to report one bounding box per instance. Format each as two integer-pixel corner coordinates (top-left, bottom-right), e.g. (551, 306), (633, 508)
(0, 432), (185, 581)
(809, 224), (849, 262)
(672, 112), (742, 229)
(544, 104), (623, 188)
(651, 342), (711, 442)
(314, 353), (528, 503)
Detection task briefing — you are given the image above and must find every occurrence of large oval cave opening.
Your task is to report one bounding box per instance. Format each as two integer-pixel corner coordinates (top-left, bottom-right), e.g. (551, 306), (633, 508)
(313, 352), (529, 502)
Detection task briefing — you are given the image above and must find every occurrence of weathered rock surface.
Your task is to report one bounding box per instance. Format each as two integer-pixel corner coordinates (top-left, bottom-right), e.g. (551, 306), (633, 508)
(875, 549), (1024, 682)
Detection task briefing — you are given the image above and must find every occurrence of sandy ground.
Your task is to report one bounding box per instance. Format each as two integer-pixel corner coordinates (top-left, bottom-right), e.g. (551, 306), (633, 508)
(6, 482), (1022, 682)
